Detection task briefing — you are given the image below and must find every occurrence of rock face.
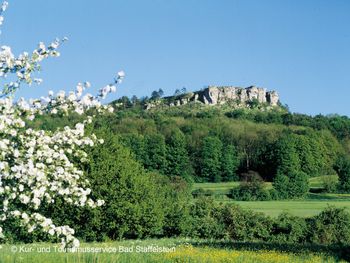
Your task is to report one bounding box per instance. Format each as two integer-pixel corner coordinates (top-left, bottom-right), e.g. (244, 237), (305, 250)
(146, 86), (280, 109)
(170, 86), (279, 107)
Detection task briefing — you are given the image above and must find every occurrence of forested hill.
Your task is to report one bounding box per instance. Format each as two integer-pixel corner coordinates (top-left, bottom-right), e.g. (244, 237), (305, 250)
(30, 95), (350, 186)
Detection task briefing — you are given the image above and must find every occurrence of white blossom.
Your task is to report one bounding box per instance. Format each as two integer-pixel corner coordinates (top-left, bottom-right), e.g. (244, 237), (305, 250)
(0, 1), (124, 249)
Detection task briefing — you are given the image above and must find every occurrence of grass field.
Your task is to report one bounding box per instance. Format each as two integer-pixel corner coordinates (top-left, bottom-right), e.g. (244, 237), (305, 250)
(228, 200), (350, 217)
(0, 239), (347, 263)
(192, 175), (338, 194)
(192, 175), (350, 217)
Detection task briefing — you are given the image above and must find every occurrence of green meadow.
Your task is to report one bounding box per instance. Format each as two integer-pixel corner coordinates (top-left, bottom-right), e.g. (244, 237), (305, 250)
(192, 175), (350, 217)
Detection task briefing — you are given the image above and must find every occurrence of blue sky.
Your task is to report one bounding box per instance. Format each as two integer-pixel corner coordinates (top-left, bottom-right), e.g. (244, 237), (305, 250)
(1, 0), (350, 116)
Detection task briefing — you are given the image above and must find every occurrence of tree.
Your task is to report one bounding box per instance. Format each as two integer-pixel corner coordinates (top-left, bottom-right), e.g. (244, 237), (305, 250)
(158, 88), (164, 97)
(174, 89), (181, 96)
(221, 144), (239, 181)
(334, 155), (350, 192)
(295, 135), (317, 176)
(119, 96), (132, 108)
(150, 88), (164, 100)
(272, 173), (290, 199)
(0, 2), (125, 248)
(273, 171), (309, 199)
(288, 171), (309, 198)
(200, 136), (223, 182)
(164, 130), (192, 181)
(270, 133), (301, 177)
(83, 134), (165, 239)
(120, 133), (145, 164)
(131, 95), (139, 105)
(151, 90), (160, 100)
(161, 176), (192, 237)
(144, 133), (167, 172)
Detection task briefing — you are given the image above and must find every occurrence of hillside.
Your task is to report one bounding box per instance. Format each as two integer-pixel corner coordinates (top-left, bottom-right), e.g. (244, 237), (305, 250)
(33, 87), (350, 186)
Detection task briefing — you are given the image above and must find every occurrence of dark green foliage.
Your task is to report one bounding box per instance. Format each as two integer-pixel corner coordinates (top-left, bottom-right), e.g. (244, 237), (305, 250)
(144, 133), (167, 172)
(307, 206), (350, 245)
(262, 131), (337, 180)
(1, 216), (54, 243)
(272, 173), (290, 199)
(157, 176), (192, 237)
(247, 98), (260, 109)
(230, 171), (271, 201)
(120, 133), (146, 163)
(272, 133), (301, 176)
(64, 105), (342, 183)
(187, 197), (226, 239)
(164, 130), (192, 181)
(82, 133), (166, 239)
(271, 213), (307, 243)
(187, 201), (350, 246)
(219, 203), (273, 242)
(221, 144), (239, 181)
(273, 171), (309, 199)
(200, 136), (223, 182)
(334, 155), (350, 192)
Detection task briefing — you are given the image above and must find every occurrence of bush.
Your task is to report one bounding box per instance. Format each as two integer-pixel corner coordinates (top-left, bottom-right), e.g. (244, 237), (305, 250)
(322, 175), (338, 193)
(229, 171), (271, 201)
(220, 204), (272, 242)
(186, 197), (226, 239)
(271, 213), (307, 243)
(307, 206), (350, 245)
(161, 176), (192, 237)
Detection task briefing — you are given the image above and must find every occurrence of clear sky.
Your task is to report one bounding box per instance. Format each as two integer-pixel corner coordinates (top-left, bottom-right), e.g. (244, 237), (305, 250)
(1, 0), (350, 116)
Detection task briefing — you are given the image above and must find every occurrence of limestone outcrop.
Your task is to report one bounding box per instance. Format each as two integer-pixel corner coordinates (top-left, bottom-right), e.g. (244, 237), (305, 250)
(145, 86), (279, 109)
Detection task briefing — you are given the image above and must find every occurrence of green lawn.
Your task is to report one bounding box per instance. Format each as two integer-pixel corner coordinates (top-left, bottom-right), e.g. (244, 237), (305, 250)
(226, 199), (350, 217)
(309, 175), (338, 189)
(192, 181), (239, 195)
(192, 175), (338, 195)
(192, 175), (350, 217)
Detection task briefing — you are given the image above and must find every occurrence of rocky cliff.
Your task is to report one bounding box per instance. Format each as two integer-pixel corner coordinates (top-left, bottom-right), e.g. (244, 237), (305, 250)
(154, 86), (279, 109)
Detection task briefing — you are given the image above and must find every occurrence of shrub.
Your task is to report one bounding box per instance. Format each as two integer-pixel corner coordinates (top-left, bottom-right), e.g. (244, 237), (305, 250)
(271, 213), (307, 243)
(307, 206), (350, 245)
(229, 171), (271, 201)
(186, 197), (225, 239)
(220, 204), (272, 242)
(322, 175), (338, 193)
(161, 176), (192, 237)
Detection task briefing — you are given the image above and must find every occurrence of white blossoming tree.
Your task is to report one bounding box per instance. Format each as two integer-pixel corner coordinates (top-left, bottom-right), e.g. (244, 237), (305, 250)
(0, 1), (124, 248)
